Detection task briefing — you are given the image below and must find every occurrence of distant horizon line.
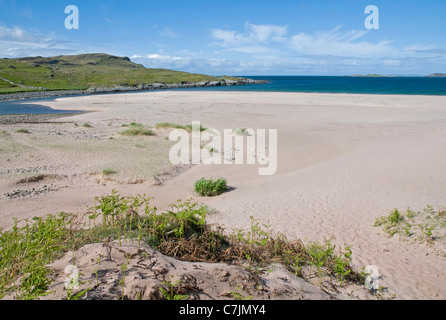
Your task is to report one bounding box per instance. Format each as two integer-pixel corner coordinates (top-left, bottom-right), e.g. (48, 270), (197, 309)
(226, 74), (444, 78)
(2, 53), (442, 78)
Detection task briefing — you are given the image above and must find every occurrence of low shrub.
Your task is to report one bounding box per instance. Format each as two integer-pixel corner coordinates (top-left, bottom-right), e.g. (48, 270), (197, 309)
(119, 123), (155, 136)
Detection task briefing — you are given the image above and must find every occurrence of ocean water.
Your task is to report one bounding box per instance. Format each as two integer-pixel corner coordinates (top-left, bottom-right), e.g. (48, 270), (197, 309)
(182, 76), (446, 96)
(0, 100), (81, 115)
(1, 76), (445, 115)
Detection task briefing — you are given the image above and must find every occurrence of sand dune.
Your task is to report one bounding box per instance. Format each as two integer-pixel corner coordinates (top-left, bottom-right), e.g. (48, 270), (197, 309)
(1, 91), (445, 299)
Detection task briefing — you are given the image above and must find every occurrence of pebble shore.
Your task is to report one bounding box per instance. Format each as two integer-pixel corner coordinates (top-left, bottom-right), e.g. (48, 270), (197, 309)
(0, 113), (83, 125)
(3, 184), (58, 200)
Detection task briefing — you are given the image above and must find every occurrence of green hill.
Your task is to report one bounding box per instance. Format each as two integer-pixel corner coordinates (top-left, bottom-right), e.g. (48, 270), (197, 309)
(0, 53), (225, 94)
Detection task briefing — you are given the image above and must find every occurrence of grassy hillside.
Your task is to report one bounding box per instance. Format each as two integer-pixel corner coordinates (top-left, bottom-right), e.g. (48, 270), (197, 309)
(0, 53), (223, 94)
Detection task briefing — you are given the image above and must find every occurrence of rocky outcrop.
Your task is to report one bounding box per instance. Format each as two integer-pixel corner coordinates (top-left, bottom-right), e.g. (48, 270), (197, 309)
(0, 78), (269, 102)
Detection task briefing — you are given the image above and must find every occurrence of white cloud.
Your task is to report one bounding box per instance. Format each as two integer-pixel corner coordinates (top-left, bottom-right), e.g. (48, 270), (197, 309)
(383, 59), (401, 67)
(211, 22), (288, 47)
(248, 23), (287, 42)
(146, 53), (184, 61)
(206, 22), (446, 74)
(0, 25), (79, 57)
(0, 26), (35, 41)
(211, 23), (402, 60)
(158, 27), (178, 38)
(288, 26), (396, 58)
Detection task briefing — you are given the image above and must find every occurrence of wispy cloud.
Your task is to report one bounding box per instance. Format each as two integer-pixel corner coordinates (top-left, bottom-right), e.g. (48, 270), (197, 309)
(288, 26), (396, 58)
(158, 27), (179, 38)
(211, 23), (398, 59)
(0, 25), (78, 57)
(211, 22), (287, 47)
(207, 22), (446, 74)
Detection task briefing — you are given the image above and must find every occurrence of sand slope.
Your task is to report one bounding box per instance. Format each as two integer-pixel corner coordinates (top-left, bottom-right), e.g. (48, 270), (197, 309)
(1, 91), (445, 299)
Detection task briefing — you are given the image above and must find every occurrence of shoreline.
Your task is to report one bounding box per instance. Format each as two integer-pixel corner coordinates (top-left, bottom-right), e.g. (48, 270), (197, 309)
(0, 78), (268, 102)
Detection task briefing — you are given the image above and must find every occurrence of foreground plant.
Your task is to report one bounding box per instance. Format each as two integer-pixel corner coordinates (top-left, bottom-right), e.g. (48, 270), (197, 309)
(1, 190), (367, 300)
(158, 276), (188, 301)
(0, 213), (76, 299)
(374, 205), (445, 246)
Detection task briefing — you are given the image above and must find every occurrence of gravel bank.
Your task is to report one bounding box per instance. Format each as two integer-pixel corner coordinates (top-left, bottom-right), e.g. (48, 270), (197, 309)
(0, 113), (83, 125)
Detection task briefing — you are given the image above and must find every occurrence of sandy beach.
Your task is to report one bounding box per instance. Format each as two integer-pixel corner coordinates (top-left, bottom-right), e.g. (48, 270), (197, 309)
(1, 90), (445, 300)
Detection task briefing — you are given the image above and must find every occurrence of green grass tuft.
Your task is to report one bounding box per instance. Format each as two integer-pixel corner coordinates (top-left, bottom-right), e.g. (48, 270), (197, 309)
(102, 168), (117, 176)
(119, 123), (155, 137)
(15, 129), (31, 134)
(155, 122), (187, 130)
(185, 124), (207, 132)
(194, 178), (228, 197)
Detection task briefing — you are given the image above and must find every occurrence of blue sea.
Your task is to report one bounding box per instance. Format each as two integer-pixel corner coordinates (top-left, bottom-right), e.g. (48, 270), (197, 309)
(0, 101), (82, 115)
(1, 76), (445, 115)
(184, 76), (446, 96)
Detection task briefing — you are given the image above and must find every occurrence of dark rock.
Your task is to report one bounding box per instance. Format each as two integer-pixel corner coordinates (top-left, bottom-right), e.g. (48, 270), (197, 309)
(0, 78), (269, 102)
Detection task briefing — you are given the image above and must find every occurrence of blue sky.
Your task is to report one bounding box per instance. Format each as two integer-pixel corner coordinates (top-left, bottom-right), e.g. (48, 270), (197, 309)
(0, 0), (445, 75)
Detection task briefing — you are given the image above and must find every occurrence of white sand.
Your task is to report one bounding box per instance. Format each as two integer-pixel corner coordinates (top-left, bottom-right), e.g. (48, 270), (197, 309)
(1, 91), (446, 299)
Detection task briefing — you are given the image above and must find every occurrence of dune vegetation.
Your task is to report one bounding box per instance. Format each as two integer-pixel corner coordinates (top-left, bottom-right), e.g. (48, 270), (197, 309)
(0, 190), (369, 300)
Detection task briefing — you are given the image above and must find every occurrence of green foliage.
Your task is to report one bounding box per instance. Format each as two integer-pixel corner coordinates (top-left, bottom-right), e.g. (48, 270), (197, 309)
(119, 259), (129, 300)
(232, 128), (250, 136)
(15, 129), (31, 134)
(234, 216), (271, 247)
(185, 123), (207, 132)
(306, 239), (335, 286)
(155, 122), (189, 130)
(158, 276), (188, 301)
(194, 178), (228, 197)
(0, 190), (365, 300)
(374, 205), (445, 244)
(0, 53), (222, 93)
(333, 246), (353, 285)
(231, 285), (253, 300)
(102, 168), (117, 176)
(119, 123), (155, 136)
(0, 213), (74, 299)
(66, 274), (92, 301)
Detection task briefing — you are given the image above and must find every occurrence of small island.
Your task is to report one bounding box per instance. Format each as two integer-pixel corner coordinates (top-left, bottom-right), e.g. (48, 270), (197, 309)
(425, 73), (446, 77)
(346, 74), (392, 77)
